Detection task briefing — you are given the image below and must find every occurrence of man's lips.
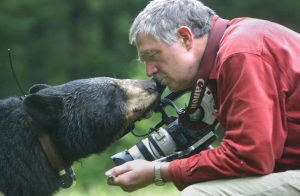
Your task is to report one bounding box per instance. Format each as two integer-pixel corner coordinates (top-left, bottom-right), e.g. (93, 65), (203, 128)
(155, 74), (168, 86)
(157, 77), (164, 84)
(155, 77), (167, 94)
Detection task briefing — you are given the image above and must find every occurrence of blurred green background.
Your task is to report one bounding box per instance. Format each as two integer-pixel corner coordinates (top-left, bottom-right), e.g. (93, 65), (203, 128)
(0, 0), (299, 195)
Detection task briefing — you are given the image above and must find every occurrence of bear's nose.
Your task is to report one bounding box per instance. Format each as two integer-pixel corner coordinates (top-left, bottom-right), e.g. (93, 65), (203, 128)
(147, 79), (157, 93)
(150, 76), (166, 94)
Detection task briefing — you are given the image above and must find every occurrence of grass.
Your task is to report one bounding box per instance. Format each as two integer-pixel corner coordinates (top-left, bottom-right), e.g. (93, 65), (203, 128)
(56, 182), (180, 196)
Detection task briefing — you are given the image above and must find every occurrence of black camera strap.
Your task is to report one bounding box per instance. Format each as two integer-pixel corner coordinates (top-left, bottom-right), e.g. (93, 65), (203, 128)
(185, 17), (229, 114)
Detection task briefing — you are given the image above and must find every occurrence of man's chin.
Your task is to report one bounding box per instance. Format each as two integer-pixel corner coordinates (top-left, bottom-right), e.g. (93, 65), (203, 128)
(168, 85), (182, 92)
(168, 83), (192, 92)
(158, 77), (165, 84)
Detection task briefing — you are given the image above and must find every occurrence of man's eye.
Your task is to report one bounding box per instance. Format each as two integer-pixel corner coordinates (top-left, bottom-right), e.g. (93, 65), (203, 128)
(150, 53), (156, 60)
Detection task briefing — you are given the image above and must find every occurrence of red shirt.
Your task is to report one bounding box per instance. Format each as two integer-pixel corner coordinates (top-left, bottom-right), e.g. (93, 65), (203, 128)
(169, 16), (300, 190)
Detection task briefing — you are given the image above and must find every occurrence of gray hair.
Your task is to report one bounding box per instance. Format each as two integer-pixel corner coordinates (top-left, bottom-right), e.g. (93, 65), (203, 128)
(129, 0), (215, 45)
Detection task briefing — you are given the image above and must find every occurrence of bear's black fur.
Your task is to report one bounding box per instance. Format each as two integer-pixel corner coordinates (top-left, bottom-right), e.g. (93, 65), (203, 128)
(0, 77), (159, 196)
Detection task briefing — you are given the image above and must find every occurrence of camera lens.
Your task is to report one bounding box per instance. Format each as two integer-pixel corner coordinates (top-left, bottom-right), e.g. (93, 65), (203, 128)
(111, 128), (176, 165)
(130, 128), (176, 160)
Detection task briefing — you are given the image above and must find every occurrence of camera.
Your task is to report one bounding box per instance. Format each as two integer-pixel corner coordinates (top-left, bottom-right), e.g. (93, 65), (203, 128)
(111, 86), (218, 166)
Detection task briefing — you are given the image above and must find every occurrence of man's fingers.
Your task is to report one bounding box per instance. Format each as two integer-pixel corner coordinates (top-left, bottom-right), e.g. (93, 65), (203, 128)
(106, 170), (119, 185)
(106, 162), (133, 176)
(105, 163), (132, 185)
(105, 167), (122, 178)
(105, 170), (113, 178)
(106, 160), (156, 192)
(107, 175), (119, 185)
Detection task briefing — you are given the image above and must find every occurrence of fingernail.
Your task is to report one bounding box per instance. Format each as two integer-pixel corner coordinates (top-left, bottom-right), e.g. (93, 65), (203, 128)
(105, 170), (112, 177)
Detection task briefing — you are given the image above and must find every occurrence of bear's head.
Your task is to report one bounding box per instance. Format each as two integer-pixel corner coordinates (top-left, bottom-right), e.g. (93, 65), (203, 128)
(22, 77), (160, 163)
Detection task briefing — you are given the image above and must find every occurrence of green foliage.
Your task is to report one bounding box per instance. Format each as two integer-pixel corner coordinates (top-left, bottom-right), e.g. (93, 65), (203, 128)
(203, 0), (300, 32)
(0, 0), (299, 195)
(0, 0), (149, 98)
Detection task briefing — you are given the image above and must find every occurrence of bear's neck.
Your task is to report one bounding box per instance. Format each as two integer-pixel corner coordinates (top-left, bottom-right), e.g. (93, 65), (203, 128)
(0, 97), (60, 195)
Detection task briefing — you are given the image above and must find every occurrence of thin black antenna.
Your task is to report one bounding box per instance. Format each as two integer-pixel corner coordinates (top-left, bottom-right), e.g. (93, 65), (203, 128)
(8, 49), (26, 97)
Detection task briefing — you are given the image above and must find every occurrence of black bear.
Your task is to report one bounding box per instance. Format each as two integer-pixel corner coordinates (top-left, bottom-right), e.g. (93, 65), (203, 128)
(0, 77), (160, 196)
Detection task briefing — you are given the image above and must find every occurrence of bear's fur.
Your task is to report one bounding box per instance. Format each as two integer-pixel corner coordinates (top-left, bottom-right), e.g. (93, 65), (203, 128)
(0, 77), (159, 196)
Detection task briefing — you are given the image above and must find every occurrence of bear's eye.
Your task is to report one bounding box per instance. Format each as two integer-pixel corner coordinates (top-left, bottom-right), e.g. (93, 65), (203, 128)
(107, 85), (117, 94)
(107, 84), (123, 97)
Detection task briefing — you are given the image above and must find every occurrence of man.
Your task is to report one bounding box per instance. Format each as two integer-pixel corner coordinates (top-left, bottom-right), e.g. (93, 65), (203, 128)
(106, 0), (300, 195)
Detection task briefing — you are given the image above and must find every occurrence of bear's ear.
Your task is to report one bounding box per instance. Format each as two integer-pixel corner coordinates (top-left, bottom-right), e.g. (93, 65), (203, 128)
(28, 84), (51, 94)
(22, 94), (63, 126)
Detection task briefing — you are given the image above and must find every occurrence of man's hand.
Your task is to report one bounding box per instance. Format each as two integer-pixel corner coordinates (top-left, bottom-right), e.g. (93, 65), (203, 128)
(105, 160), (171, 192)
(105, 160), (155, 192)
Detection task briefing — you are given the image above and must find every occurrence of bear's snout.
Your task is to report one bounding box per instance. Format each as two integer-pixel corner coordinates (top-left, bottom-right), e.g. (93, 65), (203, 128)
(151, 76), (166, 94)
(147, 79), (157, 93)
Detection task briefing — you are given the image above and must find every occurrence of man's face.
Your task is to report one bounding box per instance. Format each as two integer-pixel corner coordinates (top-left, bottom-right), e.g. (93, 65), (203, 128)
(136, 33), (200, 92)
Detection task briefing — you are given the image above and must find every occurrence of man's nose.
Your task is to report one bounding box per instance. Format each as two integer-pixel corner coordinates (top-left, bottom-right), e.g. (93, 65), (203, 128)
(146, 62), (158, 77)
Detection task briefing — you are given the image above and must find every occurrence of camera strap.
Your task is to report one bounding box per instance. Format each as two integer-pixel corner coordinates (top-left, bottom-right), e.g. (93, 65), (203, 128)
(185, 17), (229, 114)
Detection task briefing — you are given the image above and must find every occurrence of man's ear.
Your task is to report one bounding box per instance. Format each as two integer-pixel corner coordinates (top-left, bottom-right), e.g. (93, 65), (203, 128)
(22, 94), (63, 126)
(178, 26), (194, 50)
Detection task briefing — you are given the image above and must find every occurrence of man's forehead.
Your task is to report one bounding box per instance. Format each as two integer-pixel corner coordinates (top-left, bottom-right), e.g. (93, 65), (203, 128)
(136, 33), (159, 47)
(136, 34), (159, 58)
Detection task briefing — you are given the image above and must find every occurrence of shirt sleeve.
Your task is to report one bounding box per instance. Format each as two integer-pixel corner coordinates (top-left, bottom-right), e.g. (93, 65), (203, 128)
(169, 52), (287, 190)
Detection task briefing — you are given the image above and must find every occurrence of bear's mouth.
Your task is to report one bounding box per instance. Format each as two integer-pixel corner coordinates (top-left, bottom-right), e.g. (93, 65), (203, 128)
(132, 104), (151, 113)
(119, 97), (161, 138)
(149, 96), (160, 110)
(133, 95), (160, 112)
(131, 98), (160, 123)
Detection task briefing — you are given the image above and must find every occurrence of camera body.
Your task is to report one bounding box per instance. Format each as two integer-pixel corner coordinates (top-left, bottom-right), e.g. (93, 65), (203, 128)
(111, 87), (218, 166)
